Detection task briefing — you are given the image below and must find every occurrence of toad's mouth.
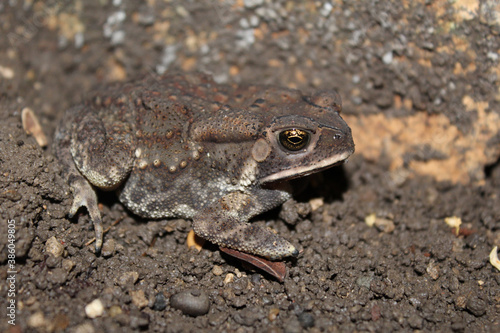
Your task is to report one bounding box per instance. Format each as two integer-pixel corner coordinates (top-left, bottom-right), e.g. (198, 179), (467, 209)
(259, 150), (353, 184)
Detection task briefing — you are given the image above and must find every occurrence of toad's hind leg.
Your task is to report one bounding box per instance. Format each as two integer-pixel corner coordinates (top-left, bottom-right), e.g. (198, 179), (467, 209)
(54, 105), (135, 252)
(193, 190), (299, 260)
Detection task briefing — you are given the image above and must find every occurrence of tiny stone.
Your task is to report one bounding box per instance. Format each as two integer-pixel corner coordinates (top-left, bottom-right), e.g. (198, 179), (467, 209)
(320, 2), (333, 16)
(224, 273), (235, 284)
(62, 259), (75, 272)
(244, 0), (264, 8)
(298, 312), (315, 328)
(45, 236), (64, 257)
(74, 323), (95, 333)
(111, 30), (125, 45)
(117, 271), (139, 286)
(487, 51), (498, 61)
(170, 289), (210, 317)
(74, 32), (84, 48)
(251, 273), (261, 285)
(152, 292), (167, 311)
(426, 260), (440, 280)
(28, 311), (46, 328)
(130, 289), (149, 308)
(466, 296), (486, 317)
(309, 197), (324, 211)
(212, 265), (223, 276)
(382, 51), (393, 64)
(0, 65), (15, 79)
(53, 313), (70, 331)
(249, 15), (259, 27)
(239, 18), (250, 29)
(101, 238), (116, 257)
(455, 296), (467, 309)
(109, 305), (122, 317)
(356, 275), (373, 289)
(85, 299), (104, 318)
(268, 308), (279, 321)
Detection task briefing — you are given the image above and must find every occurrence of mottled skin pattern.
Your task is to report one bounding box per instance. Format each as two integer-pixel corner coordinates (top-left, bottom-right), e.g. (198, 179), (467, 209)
(54, 73), (355, 259)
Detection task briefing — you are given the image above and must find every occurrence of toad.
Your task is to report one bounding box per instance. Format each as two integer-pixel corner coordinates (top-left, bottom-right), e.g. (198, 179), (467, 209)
(54, 73), (354, 260)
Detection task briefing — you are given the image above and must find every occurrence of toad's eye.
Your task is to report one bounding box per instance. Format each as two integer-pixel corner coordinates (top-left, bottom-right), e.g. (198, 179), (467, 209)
(278, 129), (310, 151)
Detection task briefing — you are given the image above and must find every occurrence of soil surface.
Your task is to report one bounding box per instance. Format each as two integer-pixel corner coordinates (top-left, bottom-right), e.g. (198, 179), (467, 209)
(1, 1), (499, 332)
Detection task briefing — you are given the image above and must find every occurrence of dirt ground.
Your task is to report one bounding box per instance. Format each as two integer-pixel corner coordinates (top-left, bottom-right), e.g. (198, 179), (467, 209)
(1, 1), (500, 332)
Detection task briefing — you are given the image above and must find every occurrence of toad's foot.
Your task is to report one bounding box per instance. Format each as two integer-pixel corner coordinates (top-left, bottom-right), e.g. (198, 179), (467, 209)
(68, 178), (104, 253)
(193, 192), (298, 260)
(194, 214), (298, 260)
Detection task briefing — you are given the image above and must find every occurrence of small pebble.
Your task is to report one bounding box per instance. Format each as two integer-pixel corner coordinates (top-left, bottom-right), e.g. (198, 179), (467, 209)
(426, 260), (440, 280)
(117, 271), (139, 286)
(455, 295), (467, 309)
(268, 308), (279, 321)
(109, 305), (122, 317)
(52, 313), (70, 331)
(251, 273), (261, 285)
(309, 197), (324, 211)
(152, 292), (167, 311)
(101, 238), (116, 257)
(74, 323), (95, 333)
(85, 299), (104, 318)
(130, 289), (148, 308)
(298, 312), (315, 328)
(28, 311), (46, 328)
(244, 0), (264, 8)
(382, 50), (393, 64)
(170, 289), (210, 317)
(224, 273), (235, 284)
(0, 65), (15, 79)
(45, 236), (64, 257)
(212, 265), (223, 276)
(62, 259), (75, 272)
(466, 296), (486, 317)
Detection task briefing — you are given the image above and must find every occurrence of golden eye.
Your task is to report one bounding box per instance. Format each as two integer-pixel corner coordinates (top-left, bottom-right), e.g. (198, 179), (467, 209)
(278, 129), (310, 151)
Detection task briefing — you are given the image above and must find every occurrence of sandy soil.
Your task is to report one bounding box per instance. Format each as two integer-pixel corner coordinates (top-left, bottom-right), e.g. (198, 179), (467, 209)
(1, 1), (499, 332)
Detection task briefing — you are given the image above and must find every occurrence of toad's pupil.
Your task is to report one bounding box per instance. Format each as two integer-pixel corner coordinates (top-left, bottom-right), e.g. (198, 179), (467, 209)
(288, 134), (302, 143)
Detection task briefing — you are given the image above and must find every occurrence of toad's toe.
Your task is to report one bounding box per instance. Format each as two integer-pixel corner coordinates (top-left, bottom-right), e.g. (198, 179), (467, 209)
(68, 178), (104, 253)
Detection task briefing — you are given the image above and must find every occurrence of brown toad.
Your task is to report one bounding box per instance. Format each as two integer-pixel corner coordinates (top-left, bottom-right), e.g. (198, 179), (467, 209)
(54, 73), (354, 259)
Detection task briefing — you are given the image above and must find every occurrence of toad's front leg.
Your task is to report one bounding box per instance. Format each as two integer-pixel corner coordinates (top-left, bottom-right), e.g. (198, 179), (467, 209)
(54, 106), (135, 252)
(193, 189), (299, 260)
